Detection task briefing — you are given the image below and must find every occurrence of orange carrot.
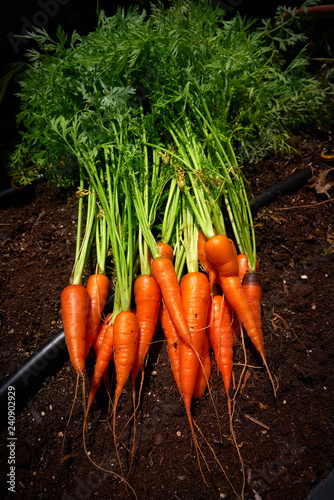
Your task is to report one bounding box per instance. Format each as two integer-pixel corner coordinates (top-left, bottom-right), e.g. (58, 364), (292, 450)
(61, 284), (89, 374)
(237, 254), (259, 282)
(157, 241), (174, 260)
(242, 271), (263, 346)
(197, 229), (218, 290)
(150, 257), (194, 349)
(113, 311), (139, 403)
(149, 241), (174, 265)
(207, 295), (234, 395)
(208, 293), (246, 490)
(231, 310), (240, 347)
(193, 333), (211, 400)
(179, 272), (211, 404)
(205, 235), (276, 396)
(179, 271), (211, 484)
(132, 274), (161, 383)
(87, 314), (114, 413)
(160, 300), (181, 394)
(204, 235), (265, 360)
(85, 274), (110, 359)
(112, 311), (139, 479)
(93, 312), (113, 357)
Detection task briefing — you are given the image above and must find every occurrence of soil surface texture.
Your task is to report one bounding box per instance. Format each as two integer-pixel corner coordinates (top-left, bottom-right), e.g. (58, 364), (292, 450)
(0, 129), (334, 500)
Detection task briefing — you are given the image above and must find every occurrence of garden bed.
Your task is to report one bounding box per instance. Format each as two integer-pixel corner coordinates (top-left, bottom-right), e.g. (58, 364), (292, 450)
(0, 128), (333, 500)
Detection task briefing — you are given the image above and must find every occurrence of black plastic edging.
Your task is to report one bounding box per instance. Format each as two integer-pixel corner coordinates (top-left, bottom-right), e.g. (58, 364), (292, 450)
(0, 290), (114, 429)
(250, 165), (313, 213)
(0, 330), (68, 427)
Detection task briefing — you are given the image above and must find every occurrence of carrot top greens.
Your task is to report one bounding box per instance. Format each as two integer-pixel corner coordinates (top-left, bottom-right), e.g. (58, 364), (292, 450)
(9, 0), (330, 272)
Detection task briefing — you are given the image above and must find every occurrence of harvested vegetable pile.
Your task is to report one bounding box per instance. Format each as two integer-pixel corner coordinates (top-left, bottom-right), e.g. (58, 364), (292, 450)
(6, 0), (333, 498)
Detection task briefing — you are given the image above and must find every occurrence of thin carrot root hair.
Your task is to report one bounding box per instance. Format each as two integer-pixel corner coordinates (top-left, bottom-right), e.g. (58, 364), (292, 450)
(61, 372), (85, 463)
(227, 393), (246, 500)
(232, 324), (249, 415)
(263, 357), (278, 397)
(112, 390), (128, 493)
(112, 388), (139, 497)
(126, 384), (137, 481)
(116, 368), (145, 444)
(112, 384), (137, 493)
(82, 423), (138, 500)
(214, 297), (246, 498)
(196, 348), (223, 443)
(182, 393), (210, 488)
(193, 419), (242, 500)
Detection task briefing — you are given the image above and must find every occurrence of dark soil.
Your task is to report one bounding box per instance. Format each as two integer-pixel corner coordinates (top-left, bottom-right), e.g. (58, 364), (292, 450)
(0, 127), (334, 500)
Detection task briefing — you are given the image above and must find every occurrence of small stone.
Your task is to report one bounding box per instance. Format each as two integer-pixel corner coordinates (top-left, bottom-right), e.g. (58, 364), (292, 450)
(176, 431), (182, 437)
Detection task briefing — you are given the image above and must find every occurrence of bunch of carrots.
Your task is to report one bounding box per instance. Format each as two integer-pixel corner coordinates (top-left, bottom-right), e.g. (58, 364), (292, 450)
(57, 105), (277, 499)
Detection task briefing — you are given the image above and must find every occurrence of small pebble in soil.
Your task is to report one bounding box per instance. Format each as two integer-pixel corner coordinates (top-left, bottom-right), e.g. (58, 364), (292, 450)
(300, 275), (308, 279)
(176, 431), (182, 437)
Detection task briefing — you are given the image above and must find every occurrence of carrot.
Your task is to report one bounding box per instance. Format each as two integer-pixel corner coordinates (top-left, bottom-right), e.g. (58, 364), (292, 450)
(155, 241), (174, 260)
(234, 255), (259, 345)
(61, 284), (89, 374)
(160, 300), (182, 394)
(204, 235), (265, 359)
(113, 311), (139, 403)
(93, 312), (113, 357)
(179, 272), (211, 403)
(85, 273), (111, 359)
(207, 295), (234, 395)
(237, 254), (259, 282)
(157, 241), (174, 260)
(87, 314), (114, 414)
(112, 311), (139, 479)
(208, 293), (245, 492)
(205, 235), (276, 396)
(242, 270), (263, 349)
(131, 274), (161, 383)
(231, 310), (241, 347)
(197, 229), (217, 290)
(179, 271), (211, 484)
(150, 256), (194, 349)
(193, 333), (211, 400)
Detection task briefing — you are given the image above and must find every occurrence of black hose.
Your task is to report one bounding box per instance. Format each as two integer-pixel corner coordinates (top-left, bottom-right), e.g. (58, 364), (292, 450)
(0, 330), (68, 427)
(0, 291), (114, 428)
(0, 174), (45, 207)
(250, 166), (313, 213)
